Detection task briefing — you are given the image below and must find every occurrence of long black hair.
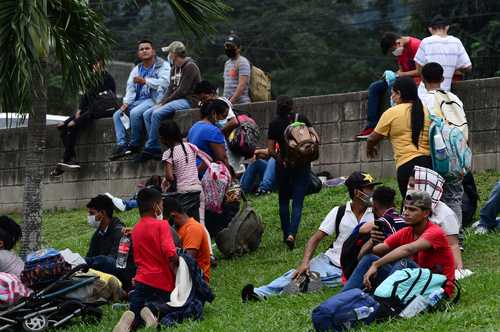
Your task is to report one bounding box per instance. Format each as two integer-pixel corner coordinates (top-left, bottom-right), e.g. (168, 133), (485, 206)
(392, 76), (425, 148)
(0, 216), (21, 250)
(159, 119), (188, 163)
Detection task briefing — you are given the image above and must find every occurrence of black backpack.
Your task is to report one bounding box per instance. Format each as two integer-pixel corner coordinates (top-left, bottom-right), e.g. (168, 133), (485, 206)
(90, 90), (120, 119)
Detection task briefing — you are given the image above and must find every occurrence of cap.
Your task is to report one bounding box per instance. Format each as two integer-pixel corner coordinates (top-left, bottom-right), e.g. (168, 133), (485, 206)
(405, 190), (432, 210)
(429, 15), (449, 28)
(161, 41), (186, 55)
(224, 34), (241, 47)
(344, 171), (381, 190)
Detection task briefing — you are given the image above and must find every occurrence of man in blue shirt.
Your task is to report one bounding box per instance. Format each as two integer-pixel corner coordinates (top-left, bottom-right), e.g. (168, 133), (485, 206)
(109, 40), (170, 160)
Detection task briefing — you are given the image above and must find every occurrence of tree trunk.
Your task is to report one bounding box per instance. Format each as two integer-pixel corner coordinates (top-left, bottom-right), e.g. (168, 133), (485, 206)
(20, 58), (48, 256)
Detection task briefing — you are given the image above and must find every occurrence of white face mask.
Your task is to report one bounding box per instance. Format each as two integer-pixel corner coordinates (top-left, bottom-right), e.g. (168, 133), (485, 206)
(156, 212), (163, 221)
(87, 215), (100, 229)
(392, 46), (404, 57)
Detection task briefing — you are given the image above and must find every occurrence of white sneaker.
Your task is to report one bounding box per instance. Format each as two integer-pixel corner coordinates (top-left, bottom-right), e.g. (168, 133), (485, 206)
(104, 192), (126, 212)
(112, 310), (135, 332)
(474, 226), (489, 235)
(140, 307), (158, 328)
(455, 268), (474, 280)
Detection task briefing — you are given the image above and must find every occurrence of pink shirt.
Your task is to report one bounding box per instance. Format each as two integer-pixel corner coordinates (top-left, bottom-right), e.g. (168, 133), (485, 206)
(162, 142), (201, 188)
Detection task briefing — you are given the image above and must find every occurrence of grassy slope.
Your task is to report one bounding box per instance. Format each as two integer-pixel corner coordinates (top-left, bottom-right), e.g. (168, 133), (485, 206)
(11, 171), (499, 332)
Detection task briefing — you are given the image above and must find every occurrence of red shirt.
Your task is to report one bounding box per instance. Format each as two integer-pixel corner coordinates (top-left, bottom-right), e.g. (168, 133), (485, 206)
(384, 221), (455, 297)
(132, 216), (177, 292)
(397, 36), (421, 84)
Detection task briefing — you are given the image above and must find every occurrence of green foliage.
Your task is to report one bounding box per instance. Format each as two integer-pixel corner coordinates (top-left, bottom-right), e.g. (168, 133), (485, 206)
(0, 0), (112, 114)
(6, 171), (498, 331)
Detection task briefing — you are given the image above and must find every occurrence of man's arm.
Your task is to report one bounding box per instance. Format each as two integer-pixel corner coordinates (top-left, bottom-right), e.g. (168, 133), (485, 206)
(122, 66), (138, 107)
(230, 75), (249, 104)
(292, 230), (327, 279)
(267, 139), (278, 159)
(447, 235), (463, 269)
(366, 132), (385, 159)
(363, 239), (432, 289)
(145, 61), (170, 91)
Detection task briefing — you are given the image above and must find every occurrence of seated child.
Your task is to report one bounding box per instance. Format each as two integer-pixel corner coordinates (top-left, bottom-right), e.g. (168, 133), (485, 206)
(0, 216), (24, 277)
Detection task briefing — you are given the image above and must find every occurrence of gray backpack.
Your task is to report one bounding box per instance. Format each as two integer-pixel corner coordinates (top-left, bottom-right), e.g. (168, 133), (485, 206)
(215, 197), (264, 258)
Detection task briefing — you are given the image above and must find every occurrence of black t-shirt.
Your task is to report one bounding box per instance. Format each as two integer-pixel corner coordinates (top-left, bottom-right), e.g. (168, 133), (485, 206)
(267, 113), (312, 160)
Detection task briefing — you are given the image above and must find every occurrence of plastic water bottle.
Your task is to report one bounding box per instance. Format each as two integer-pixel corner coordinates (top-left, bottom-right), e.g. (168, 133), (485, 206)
(115, 235), (131, 269)
(428, 288), (445, 307)
(354, 306), (375, 320)
(433, 133), (447, 160)
(120, 113), (130, 130)
(399, 295), (429, 318)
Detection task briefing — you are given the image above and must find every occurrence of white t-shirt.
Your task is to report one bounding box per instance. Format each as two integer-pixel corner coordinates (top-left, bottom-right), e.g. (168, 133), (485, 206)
(319, 202), (374, 267)
(418, 89), (463, 112)
(430, 201), (459, 235)
(414, 35), (471, 91)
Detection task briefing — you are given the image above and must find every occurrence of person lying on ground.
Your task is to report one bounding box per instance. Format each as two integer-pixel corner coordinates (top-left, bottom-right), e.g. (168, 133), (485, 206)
(0, 216), (23, 277)
(104, 175), (163, 212)
(240, 171), (379, 302)
(343, 191), (455, 298)
(473, 181), (500, 235)
(164, 197), (211, 283)
(84, 195), (136, 291)
(240, 148), (276, 195)
(113, 188), (178, 332)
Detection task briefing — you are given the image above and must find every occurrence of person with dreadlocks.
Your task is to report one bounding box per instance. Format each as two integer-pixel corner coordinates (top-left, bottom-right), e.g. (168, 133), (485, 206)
(366, 76), (433, 199)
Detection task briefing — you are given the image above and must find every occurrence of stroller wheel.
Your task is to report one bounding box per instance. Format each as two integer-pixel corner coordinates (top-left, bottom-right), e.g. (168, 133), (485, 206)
(22, 315), (48, 332)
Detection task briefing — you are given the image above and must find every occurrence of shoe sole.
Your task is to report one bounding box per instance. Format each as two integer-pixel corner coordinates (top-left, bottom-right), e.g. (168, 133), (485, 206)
(109, 150), (132, 161)
(355, 135), (370, 140)
(140, 307), (158, 328)
(57, 163), (81, 169)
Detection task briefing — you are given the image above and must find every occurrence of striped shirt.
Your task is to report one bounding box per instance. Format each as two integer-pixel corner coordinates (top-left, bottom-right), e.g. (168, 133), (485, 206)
(414, 35), (471, 91)
(162, 142), (201, 188)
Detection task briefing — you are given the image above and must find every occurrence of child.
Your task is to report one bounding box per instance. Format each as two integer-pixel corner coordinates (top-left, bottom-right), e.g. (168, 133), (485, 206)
(112, 188), (178, 332)
(0, 216), (23, 277)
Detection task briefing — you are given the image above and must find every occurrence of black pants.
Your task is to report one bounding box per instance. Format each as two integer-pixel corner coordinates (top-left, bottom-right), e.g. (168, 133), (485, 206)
(59, 112), (93, 162)
(396, 155), (433, 199)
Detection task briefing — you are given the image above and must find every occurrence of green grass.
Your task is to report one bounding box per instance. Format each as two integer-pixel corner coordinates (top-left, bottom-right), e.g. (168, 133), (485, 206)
(8, 171), (500, 331)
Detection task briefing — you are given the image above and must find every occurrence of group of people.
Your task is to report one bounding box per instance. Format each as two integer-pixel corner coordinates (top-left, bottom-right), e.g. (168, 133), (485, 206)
(5, 13), (494, 331)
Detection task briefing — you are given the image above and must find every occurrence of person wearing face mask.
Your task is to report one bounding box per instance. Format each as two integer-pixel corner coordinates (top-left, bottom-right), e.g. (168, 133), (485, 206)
(137, 41), (201, 163)
(366, 76), (433, 199)
(113, 188), (179, 332)
(223, 33), (251, 105)
(241, 171), (378, 302)
(84, 195), (136, 291)
(356, 32), (421, 139)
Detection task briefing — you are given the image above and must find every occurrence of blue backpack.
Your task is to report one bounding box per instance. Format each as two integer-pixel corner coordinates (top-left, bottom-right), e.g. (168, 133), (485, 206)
(311, 288), (379, 332)
(428, 107), (472, 181)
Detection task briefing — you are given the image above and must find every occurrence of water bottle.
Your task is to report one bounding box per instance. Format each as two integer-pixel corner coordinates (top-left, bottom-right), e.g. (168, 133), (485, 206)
(428, 288), (445, 307)
(354, 306), (375, 320)
(115, 235), (131, 269)
(433, 133), (447, 160)
(120, 113), (130, 130)
(399, 295), (429, 318)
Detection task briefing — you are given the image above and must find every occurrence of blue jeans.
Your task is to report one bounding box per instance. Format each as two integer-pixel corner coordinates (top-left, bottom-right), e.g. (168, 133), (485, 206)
(143, 98), (191, 151)
(122, 198), (138, 211)
(366, 80), (388, 129)
(240, 158), (276, 193)
(112, 99), (155, 148)
(479, 181), (500, 230)
(442, 180), (464, 229)
(277, 163), (310, 238)
(342, 254), (418, 292)
(254, 254), (342, 298)
(129, 282), (170, 326)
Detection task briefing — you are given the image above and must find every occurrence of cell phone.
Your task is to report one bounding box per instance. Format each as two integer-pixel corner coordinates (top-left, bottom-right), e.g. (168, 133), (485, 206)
(374, 219), (388, 237)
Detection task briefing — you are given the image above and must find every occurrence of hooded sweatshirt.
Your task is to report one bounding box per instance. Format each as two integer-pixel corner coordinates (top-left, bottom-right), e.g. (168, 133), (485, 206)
(161, 57), (201, 107)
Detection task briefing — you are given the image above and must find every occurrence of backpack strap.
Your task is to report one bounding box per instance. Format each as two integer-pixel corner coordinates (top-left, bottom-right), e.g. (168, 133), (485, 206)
(391, 270), (412, 300)
(334, 205), (347, 240)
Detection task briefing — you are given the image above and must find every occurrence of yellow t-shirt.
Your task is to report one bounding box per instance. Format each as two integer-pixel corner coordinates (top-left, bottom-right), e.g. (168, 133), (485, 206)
(374, 103), (432, 168)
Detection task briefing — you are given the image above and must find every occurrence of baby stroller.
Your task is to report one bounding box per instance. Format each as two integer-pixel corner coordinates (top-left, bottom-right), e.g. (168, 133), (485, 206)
(0, 264), (105, 332)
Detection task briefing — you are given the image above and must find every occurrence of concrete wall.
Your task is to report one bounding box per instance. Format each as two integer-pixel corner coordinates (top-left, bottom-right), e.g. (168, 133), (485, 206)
(1, 77), (499, 212)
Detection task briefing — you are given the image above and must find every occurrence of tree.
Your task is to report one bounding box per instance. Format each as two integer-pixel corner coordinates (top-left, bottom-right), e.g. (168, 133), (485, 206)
(0, 0), (229, 255)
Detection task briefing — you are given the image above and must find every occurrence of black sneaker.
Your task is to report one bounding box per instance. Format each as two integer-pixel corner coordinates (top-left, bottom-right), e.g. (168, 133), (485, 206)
(241, 284), (261, 303)
(57, 160), (81, 169)
(109, 145), (131, 161)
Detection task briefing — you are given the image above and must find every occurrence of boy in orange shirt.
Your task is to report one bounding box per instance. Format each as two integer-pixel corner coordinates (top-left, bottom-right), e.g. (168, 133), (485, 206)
(164, 197), (211, 282)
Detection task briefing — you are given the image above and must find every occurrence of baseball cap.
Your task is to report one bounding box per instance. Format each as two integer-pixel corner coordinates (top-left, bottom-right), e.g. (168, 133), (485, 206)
(344, 171), (381, 190)
(405, 190), (432, 210)
(224, 34), (241, 48)
(161, 41), (186, 55)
